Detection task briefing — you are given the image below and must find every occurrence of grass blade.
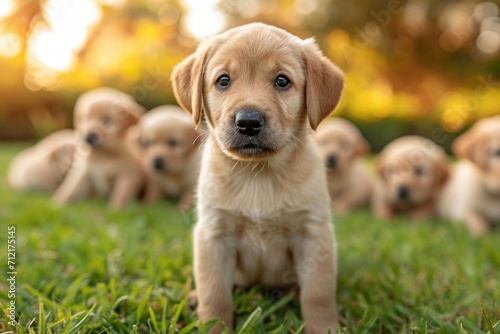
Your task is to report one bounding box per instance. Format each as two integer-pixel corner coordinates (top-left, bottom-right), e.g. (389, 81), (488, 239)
(237, 306), (262, 334)
(261, 294), (294, 319)
(67, 303), (96, 334)
(148, 306), (159, 332)
(37, 300), (45, 334)
(136, 285), (153, 323)
(168, 299), (185, 334)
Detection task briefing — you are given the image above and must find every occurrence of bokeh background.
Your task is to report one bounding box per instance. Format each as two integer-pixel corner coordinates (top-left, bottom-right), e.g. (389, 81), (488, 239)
(0, 0), (499, 151)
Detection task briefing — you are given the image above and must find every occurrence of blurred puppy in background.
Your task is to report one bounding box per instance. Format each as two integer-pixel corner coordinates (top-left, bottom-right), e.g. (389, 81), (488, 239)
(172, 23), (343, 334)
(373, 136), (449, 220)
(314, 118), (373, 213)
(131, 105), (201, 210)
(8, 129), (76, 193)
(53, 87), (145, 209)
(439, 115), (500, 235)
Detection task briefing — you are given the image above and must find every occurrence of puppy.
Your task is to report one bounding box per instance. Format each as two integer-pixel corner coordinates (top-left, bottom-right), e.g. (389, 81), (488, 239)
(314, 118), (373, 213)
(373, 136), (449, 220)
(438, 115), (500, 235)
(172, 23), (344, 333)
(52, 87), (145, 209)
(8, 129), (76, 193)
(132, 105), (201, 210)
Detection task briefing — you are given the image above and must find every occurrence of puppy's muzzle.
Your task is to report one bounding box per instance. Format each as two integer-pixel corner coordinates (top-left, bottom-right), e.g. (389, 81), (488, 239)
(152, 157), (166, 171)
(326, 154), (338, 169)
(397, 185), (410, 200)
(85, 131), (101, 147)
(235, 109), (264, 136)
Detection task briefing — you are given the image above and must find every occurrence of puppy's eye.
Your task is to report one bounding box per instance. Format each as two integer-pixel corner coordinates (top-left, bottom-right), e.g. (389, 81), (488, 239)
(141, 138), (151, 148)
(275, 75), (291, 90)
(168, 139), (180, 147)
(102, 115), (113, 126)
(493, 149), (500, 157)
(216, 75), (230, 89)
(340, 140), (350, 150)
(414, 166), (425, 176)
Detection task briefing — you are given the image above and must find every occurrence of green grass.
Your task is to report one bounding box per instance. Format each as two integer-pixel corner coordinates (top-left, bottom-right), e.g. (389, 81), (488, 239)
(0, 143), (499, 333)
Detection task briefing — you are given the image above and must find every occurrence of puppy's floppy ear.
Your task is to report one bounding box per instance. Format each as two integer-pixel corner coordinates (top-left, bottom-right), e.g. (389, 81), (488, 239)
(117, 96), (145, 128)
(172, 42), (211, 129)
(127, 125), (143, 149)
(434, 149), (450, 186)
(356, 137), (371, 157)
(376, 151), (387, 177)
(452, 127), (488, 170)
(302, 39), (345, 130)
(126, 103), (145, 126)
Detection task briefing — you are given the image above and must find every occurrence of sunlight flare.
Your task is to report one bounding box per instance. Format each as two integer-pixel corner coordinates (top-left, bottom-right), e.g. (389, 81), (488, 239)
(182, 0), (225, 39)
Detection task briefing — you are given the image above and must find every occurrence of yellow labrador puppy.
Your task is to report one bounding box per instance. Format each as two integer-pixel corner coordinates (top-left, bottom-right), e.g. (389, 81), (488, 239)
(439, 115), (500, 235)
(373, 136), (449, 220)
(132, 105), (201, 210)
(53, 87), (145, 209)
(314, 118), (373, 213)
(8, 129), (76, 193)
(172, 23), (344, 333)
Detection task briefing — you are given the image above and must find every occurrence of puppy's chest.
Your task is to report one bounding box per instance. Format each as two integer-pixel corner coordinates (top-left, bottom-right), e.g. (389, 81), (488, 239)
(476, 191), (500, 220)
(88, 159), (127, 194)
(211, 173), (306, 218)
(156, 174), (183, 197)
(230, 215), (303, 286)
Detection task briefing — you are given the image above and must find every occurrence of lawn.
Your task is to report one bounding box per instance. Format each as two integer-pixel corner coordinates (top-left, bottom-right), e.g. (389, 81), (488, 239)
(0, 143), (499, 334)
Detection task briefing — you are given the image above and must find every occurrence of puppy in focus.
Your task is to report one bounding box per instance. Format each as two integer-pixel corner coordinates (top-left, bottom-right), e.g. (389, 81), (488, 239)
(373, 136), (449, 220)
(8, 129), (76, 193)
(172, 23), (344, 333)
(53, 87), (145, 209)
(439, 115), (500, 235)
(131, 105), (201, 210)
(314, 118), (373, 213)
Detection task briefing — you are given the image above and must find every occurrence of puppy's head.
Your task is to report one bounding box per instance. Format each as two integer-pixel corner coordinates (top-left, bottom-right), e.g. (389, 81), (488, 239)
(172, 23), (344, 161)
(377, 136), (449, 205)
(135, 106), (200, 174)
(453, 115), (500, 195)
(74, 88), (144, 150)
(314, 118), (370, 172)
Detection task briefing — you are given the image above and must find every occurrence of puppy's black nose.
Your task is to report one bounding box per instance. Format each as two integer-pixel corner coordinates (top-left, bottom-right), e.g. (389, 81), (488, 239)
(397, 185), (410, 200)
(85, 132), (99, 147)
(326, 154), (337, 169)
(152, 157), (165, 171)
(235, 109), (264, 136)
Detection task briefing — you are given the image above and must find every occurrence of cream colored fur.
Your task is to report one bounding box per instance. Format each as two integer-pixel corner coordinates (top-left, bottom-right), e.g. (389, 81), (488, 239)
(52, 87), (145, 209)
(8, 129), (76, 193)
(314, 118), (373, 213)
(172, 23), (344, 334)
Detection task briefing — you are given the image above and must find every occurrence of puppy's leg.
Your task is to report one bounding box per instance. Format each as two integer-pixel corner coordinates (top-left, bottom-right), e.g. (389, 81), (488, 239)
(142, 178), (163, 204)
(409, 202), (435, 220)
(178, 189), (194, 212)
(334, 195), (363, 213)
(372, 183), (394, 220)
(109, 174), (143, 209)
(372, 197), (394, 220)
(294, 223), (338, 334)
(52, 167), (91, 204)
(194, 222), (235, 333)
(465, 212), (491, 236)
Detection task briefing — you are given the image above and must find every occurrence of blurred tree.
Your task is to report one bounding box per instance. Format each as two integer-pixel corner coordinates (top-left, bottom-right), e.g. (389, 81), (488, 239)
(0, 0), (498, 150)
